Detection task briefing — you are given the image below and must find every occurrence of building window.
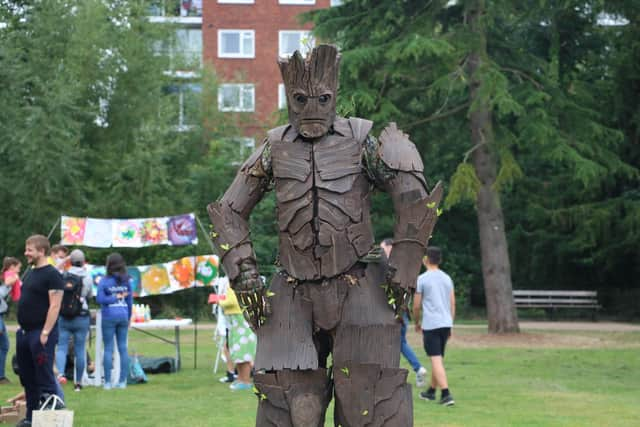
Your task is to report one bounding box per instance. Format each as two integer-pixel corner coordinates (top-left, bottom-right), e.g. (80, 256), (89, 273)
(218, 84), (255, 112)
(175, 28), (202, 68)
(278, 84), (287, 109)
(279, 31), (314, 57)
(165, 83), (202, 131)
(218, 30), (255, 58)
(218, 0), (254, 3)
(279, 0), (315, 4)
(155, 28), (202, 71)
(330, 0), (343, 5)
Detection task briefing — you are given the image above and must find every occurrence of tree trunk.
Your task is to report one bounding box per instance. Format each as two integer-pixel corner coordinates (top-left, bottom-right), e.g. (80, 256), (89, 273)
(466, 0), (520, 333)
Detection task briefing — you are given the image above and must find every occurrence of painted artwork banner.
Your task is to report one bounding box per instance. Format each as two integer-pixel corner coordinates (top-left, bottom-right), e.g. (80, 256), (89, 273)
(60, 213), (198, 247)
(87, 254), (219, 297)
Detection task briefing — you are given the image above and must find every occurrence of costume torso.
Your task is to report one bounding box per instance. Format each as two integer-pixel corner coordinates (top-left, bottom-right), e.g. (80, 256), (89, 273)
(269, 117), (375, 281)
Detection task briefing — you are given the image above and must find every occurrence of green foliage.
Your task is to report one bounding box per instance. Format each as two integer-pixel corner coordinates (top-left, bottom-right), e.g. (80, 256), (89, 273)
(0, 1), (248, 274)
(444, 162), (480, 209)
(307, 0), (640, 313)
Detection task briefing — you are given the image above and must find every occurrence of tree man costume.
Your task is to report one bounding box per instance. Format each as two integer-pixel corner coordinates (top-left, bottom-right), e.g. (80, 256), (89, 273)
(208, 45), (442, 427)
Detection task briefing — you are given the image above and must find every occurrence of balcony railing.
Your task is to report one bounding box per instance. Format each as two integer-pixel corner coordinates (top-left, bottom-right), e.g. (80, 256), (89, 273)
(148, 0), (202, 24)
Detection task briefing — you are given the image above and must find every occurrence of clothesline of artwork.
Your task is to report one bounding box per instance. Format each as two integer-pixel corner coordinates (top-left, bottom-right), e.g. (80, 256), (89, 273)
(60, 213), (198, 248)
(83, 254), (220, 297)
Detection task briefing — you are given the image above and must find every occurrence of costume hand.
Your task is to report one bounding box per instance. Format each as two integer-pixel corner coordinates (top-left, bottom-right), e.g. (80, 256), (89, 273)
(384, 267), (411, 318)
(232, 260), (271, 330)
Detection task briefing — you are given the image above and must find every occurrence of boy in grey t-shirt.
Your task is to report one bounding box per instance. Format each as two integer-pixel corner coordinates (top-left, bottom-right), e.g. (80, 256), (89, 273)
(413, 246), (456, 406)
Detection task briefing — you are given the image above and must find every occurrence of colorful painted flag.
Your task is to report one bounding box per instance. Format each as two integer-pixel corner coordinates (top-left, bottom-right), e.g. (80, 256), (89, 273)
(60, 214), (198, 247)
(167, 214), (198, 246)
(61, 216), (87, 245)
(140, 217), (169, 246)
(112, 219), (143, 247)
(87, 254), (218, 297)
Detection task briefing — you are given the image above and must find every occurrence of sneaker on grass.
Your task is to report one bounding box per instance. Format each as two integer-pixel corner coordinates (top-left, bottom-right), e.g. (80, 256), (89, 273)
(415, 366), (427, 388)
(229, 381), (252, 391)
(219, 371), (237, 383)
(440, 394), (455, 406)
(419, 390), (436, 401)
(74, 383), (82, 392)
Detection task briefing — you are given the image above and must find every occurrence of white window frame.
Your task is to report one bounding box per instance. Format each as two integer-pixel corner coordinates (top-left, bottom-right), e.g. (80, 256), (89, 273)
(218, 84), (255, 112)
(218, 0), (254, 3)
(218, 30), (255, 59)
(278, 84), (287, 109)
(278, 30), (314, 58)
(166, 83), (202, 132)
(279, 0), (315, 4)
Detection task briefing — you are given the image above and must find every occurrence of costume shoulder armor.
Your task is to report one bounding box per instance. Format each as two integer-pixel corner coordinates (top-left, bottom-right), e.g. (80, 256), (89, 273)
(240, 139), (268, 175)
(347, 117), (374, 142)
(378, 122), (424, 173)
(267, 124), (292, 143)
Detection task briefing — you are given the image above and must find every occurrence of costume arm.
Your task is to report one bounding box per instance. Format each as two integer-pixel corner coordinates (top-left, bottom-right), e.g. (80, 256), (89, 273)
(207, 140), (272, 283)
(207, 141), (273, 329)
(364, 123), (443, 295)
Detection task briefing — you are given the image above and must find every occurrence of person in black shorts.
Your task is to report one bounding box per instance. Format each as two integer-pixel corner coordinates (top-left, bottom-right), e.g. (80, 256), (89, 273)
(413, 246), (456, 406)
(16, 235), (65, 426)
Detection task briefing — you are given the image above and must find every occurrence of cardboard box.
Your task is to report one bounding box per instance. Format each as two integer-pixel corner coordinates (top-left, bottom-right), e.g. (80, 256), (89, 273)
(0, 401), (26, 424)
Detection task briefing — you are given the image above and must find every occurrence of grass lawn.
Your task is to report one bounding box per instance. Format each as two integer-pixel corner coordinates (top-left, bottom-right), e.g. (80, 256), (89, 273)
(1, 323), (638, 427)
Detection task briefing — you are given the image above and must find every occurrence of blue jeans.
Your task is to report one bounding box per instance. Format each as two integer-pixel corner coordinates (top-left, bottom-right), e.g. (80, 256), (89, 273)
(55, 315), (90, 382)
(401, 313), (422, 372)
(101, 317), (129, 385)
(0, 315), (9, 378)
(16, 327), (63, 421)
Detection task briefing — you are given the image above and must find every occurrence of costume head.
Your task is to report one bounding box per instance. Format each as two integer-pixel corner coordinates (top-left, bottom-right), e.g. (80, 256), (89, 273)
(278, 44), (340, 139)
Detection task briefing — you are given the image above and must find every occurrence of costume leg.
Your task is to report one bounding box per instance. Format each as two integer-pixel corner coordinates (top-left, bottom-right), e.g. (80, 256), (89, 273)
(333, 262), (413, 427)
(254, 369), (331, 427)
(255, 273), (317, 371)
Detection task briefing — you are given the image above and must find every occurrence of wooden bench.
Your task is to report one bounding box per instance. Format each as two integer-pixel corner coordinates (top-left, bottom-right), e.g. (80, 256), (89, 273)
(513, 290), (601, 320)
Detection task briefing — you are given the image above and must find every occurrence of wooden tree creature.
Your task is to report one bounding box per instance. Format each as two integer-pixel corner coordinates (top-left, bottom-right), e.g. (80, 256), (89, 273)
(208, 44), (442, 427)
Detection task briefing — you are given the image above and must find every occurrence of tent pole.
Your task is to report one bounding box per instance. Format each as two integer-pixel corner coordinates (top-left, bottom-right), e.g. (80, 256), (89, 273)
(47, 216), (61, 241)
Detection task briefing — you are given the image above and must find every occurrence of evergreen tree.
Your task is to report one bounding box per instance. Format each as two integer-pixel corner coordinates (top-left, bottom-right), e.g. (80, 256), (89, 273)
(308, 0), (639, 330)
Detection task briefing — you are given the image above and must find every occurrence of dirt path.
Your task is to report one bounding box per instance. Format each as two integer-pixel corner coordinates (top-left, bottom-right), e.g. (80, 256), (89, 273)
(403, 321), (640, 349)
(457, 321), (640, 332)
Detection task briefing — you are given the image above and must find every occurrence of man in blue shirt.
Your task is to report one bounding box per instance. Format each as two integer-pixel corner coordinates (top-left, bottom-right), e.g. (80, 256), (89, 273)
(413, 246), (456, 406)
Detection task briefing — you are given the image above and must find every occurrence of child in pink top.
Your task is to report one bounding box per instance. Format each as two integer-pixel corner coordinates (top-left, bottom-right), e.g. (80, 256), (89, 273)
(1, 257), (22, 302)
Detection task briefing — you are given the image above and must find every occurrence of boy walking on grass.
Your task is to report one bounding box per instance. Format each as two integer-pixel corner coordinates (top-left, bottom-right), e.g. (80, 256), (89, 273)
(414, 246), (456, 406)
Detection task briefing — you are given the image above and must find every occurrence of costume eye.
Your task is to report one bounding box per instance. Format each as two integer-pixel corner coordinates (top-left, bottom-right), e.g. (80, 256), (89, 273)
(294, 94), (308, 104)
(318, 94), (331, 104)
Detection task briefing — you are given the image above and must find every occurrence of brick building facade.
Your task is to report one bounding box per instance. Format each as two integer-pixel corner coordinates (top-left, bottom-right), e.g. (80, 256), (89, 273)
(203, 0), (339, 141)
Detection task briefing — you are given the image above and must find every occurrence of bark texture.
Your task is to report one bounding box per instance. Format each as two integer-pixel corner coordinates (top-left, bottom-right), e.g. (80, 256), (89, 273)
(466, 0), (520, 333)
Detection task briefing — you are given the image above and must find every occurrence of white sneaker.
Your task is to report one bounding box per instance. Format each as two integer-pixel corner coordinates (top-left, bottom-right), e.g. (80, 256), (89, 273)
(416, 366), (428, 388)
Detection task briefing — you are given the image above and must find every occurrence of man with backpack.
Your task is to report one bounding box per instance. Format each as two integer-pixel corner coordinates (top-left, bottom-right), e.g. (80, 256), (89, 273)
(55, 249), (93, 392)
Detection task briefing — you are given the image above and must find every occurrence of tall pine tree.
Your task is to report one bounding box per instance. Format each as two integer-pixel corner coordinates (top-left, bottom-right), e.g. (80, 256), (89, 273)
(308, 0), (638, 330)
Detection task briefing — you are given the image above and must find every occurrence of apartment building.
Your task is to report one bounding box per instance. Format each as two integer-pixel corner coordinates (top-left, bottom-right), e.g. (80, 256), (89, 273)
(203, 0), (342, 142)
(149, 0), (204, 131)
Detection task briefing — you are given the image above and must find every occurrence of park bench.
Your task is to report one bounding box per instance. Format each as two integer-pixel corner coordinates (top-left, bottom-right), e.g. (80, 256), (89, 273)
(513, 290), (601, 321)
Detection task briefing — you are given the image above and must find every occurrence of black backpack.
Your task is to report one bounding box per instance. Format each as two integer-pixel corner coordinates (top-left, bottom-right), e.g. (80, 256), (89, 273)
(60, 272), (84, 319)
